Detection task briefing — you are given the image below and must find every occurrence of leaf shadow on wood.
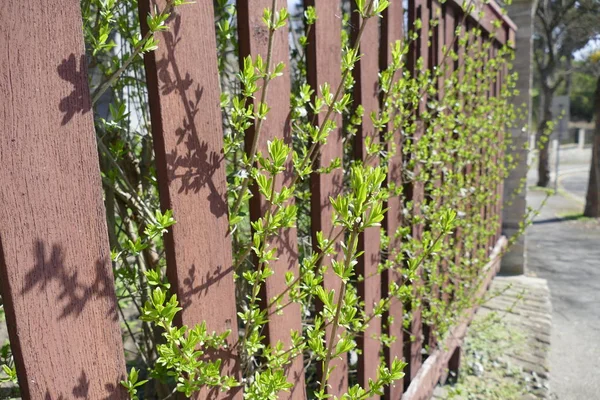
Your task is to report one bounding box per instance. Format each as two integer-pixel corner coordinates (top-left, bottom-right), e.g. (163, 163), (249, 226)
(179, 263), (235, 309)
(147, 12), (241, 398)
(155, 14), (227, 220)
(22, 240), (118, 322)
(42, 369), (126, 399)
(57, 54), (92, 126)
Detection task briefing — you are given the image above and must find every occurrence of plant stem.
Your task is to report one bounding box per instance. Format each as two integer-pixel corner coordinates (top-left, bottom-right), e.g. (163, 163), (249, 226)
(266, 228), (345, 311)
(98, 139), (158, 224)
(92, 30), (151, 105)
(230, 0), (280, 218)
(293, 0), (375, 188)
(319, 229), (359, 394)
(91, 1), (177, 104)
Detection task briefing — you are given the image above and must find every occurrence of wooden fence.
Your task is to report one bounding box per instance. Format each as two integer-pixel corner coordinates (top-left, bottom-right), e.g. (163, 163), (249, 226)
(0, 0), (515, 399)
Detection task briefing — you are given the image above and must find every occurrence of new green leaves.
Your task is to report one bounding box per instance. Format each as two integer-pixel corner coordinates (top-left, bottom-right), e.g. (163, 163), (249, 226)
(331, 166), (387, 231)
(120, 368), (148, 400)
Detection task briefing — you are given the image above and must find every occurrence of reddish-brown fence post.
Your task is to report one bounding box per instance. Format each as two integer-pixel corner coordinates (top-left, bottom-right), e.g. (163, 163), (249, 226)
(0, 0), (128, 398)
(305, 0), (349, 396)
(496, 42), (506, 243)
(380, 1), (405, 398)
(351, 3), (383, 395)
(405, 0), (430, 385)
(423, 0), (445, 352)
(475, 33), (487, 258)
(441, 0), (457, 311)
(237, 1), (306, 397)
(452, 4), (468, 286)
(138, 1), (242, 398)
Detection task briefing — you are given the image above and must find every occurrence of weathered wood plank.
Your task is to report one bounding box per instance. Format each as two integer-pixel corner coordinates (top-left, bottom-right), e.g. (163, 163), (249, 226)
(351, 3), (382, 395)
(237, 1), (306, 397)
(305, 0), (348, 396)
(139, 1), (241, 398)
(380, 1), (405, 398)
(0, 0), (128, 398)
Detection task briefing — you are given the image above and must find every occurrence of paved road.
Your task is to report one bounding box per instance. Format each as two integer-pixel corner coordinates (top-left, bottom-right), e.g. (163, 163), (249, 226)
(527, 148), (600, 400)
(559, 169), (589, 203)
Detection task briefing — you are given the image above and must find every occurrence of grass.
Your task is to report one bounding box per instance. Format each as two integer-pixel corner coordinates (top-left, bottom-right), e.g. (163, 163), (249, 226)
(528, 185), (556, 195)
(555, 211), (595, 222)
(439, 310), (542, 400)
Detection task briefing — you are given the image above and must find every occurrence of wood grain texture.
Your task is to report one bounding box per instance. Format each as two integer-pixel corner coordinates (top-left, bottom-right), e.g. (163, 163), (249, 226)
(139, 1), (241, 398)
(305, 0), (348, 396)
(351, 5), (382, 396)
(379, 1), (405, 398)
(237, 1), (306, 397)
(0, 0), (127, 398)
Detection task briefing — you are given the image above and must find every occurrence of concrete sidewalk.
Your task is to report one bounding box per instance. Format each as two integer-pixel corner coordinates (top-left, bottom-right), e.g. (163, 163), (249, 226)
(432, 275), (552, 400)
(527, 146), (600, 399)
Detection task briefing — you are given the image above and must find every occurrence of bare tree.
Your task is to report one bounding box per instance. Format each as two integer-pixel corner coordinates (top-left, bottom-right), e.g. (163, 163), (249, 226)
(534, 0), (600, 187)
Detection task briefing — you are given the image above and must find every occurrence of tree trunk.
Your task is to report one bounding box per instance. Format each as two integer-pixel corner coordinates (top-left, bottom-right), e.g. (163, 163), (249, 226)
(537, 84), (553, 187)
(584, 76), (600, 217)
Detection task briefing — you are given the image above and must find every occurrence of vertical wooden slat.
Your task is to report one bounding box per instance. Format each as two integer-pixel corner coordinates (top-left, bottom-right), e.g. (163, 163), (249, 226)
(423, 0), (445, 352)
(380, 1), (405, 398)
(475, 34), (486, 259)
(351, 3), (382, 395)
(496, 43), (506, 242)
(237, 1), (306, 397)
(453, 10), (467, 277)
(460, 18), (476, 281)
(429, 0), (444, 91)
(305, 0), (348, 396)
(405, 0), (429, 384)
(139, 1), (241, 398)
(456, 15), (466, 91)
(475, 33), (486, 259)
(447, 3), (466, 308)
(0, 0), (128, 398)
(487, 42), (497, 253)
(440, 1), (457, 310)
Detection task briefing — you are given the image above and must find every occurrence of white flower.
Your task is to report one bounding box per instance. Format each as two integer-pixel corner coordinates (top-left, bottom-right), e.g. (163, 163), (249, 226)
(296, 106), (307, 118)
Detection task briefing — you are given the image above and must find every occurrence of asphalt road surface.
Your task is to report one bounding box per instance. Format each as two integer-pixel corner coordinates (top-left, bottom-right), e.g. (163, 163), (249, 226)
(559, 169), (589, 203)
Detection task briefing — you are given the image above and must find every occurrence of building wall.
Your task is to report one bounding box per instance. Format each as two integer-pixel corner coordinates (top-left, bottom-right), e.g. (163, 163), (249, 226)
(502, 0), (537, 274)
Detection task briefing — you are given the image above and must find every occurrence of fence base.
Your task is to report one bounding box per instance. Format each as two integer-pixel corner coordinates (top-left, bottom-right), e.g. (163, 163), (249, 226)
(402, 236), (508, 400)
